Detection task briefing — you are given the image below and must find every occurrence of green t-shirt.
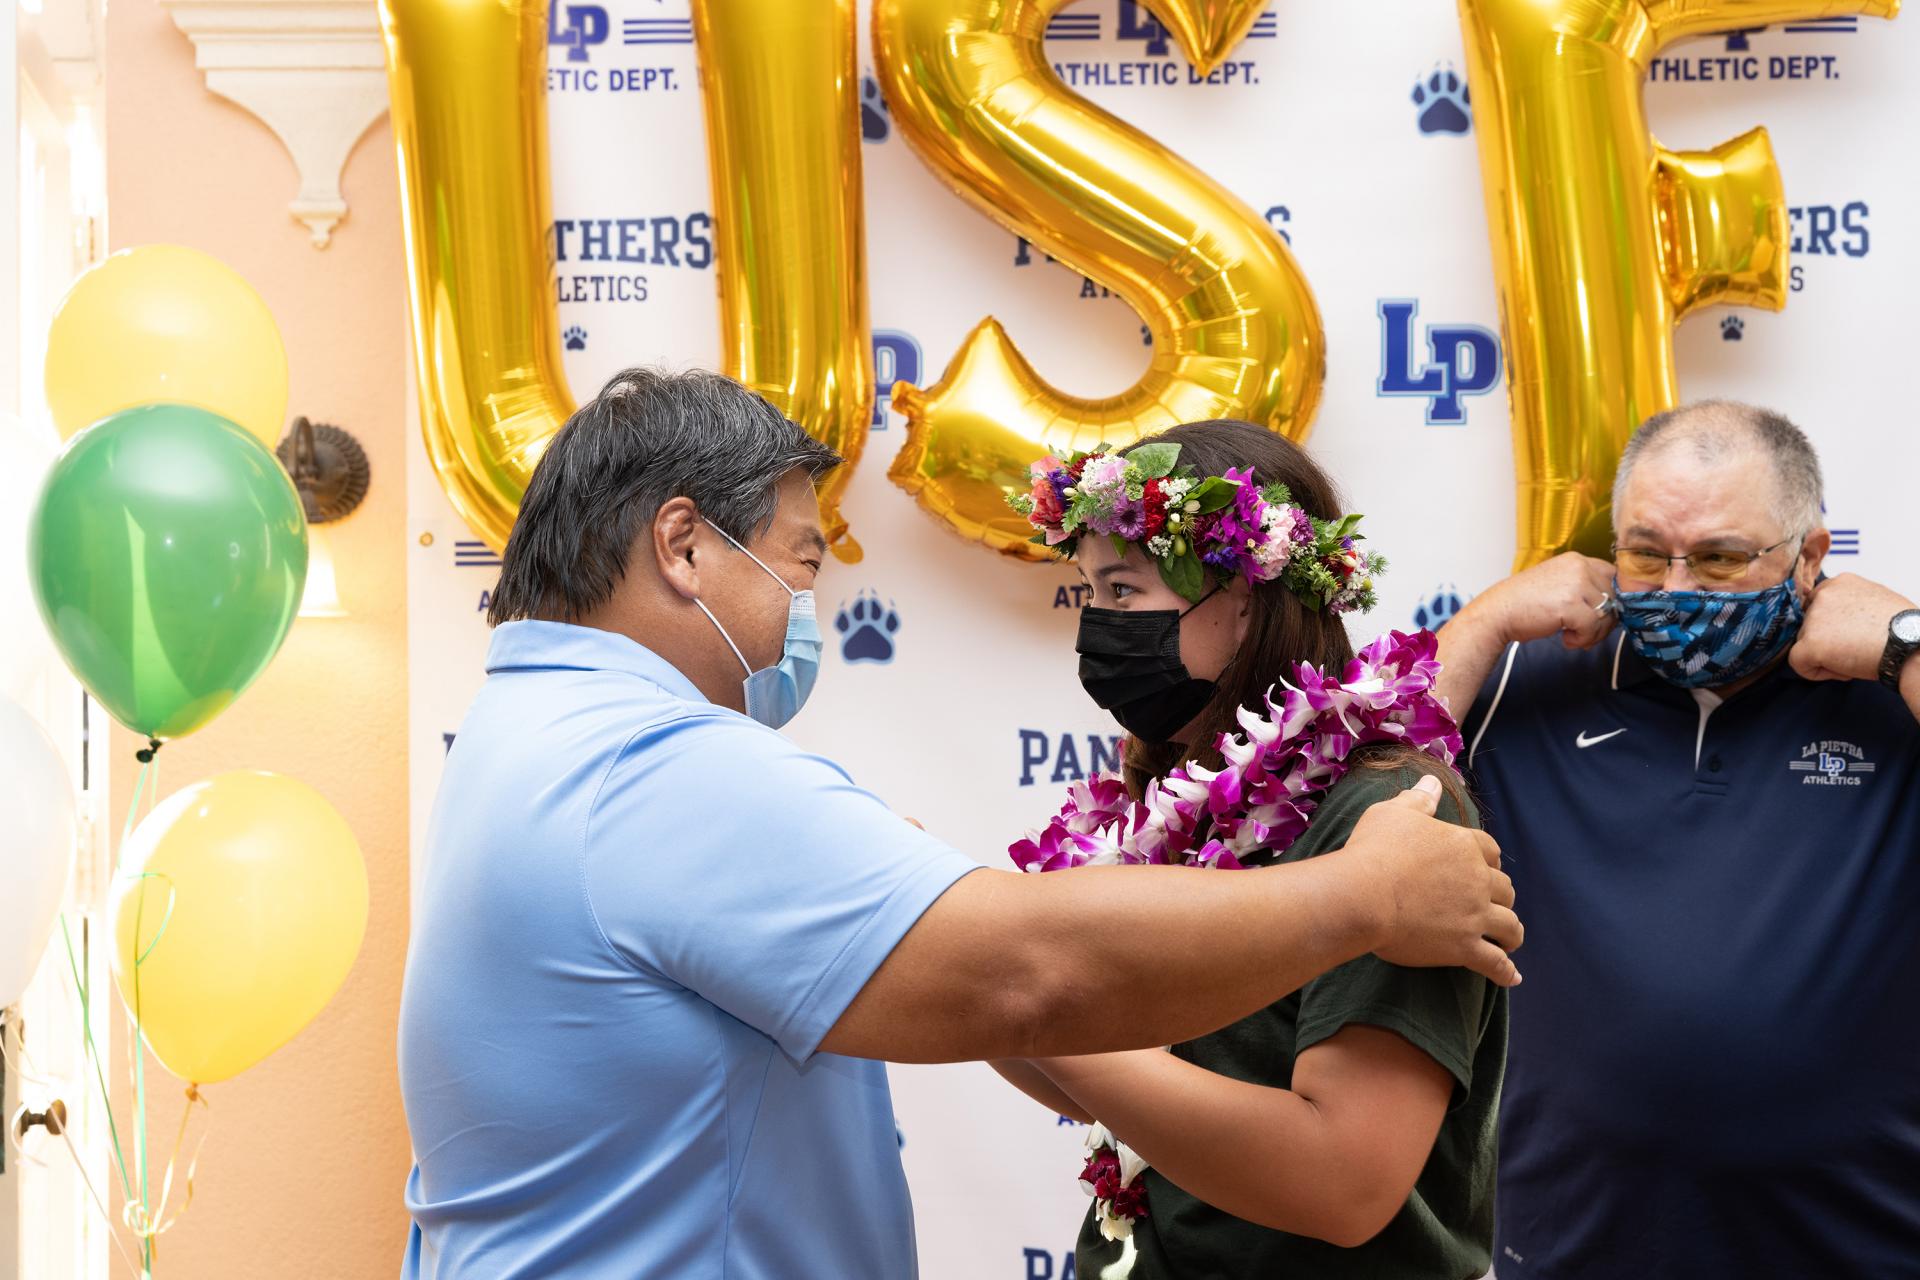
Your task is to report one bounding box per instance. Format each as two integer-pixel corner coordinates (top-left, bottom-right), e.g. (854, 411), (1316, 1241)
(1075, 763), (1508, 1280)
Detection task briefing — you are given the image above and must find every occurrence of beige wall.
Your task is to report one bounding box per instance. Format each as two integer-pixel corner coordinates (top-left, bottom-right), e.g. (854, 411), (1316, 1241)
(105, 2), (413, 1274)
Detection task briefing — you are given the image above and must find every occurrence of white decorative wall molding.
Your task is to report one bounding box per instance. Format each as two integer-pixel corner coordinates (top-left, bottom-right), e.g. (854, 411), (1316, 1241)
(161, 0), (389, 248)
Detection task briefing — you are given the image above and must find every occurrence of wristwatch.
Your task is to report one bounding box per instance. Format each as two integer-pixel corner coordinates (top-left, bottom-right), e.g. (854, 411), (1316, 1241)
(1881, 609), (1920, 690)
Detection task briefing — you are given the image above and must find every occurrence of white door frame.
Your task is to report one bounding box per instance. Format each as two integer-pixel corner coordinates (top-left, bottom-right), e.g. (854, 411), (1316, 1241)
(4, 1), (110, 1276)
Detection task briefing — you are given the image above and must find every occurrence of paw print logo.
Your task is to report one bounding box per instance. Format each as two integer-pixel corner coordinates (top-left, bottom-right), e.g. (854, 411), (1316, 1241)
(1412, 583), (1470, 632)
(835, 590), (901, 664)
(1720, 315), (1744, 342)
(1724, 27), (1763, 51)
(563, 326), (588, 352)
(860, 73), (890, 144)
(1412, 65), (1471, 136)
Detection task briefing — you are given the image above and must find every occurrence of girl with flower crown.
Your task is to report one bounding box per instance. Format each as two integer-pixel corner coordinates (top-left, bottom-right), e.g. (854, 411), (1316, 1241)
(998, 419), (1508, 1279)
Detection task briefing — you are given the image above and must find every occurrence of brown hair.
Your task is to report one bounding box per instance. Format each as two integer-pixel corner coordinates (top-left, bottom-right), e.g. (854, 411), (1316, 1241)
(1114, 420), (1465, 811)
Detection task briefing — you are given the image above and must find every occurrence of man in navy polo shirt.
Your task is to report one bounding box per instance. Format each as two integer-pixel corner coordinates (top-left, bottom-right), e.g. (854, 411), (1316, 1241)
(1438, 400), (1920, 1278)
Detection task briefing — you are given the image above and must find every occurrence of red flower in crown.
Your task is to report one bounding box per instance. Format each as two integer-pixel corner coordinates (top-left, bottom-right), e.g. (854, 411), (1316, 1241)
(1141, 478), (1169, 538)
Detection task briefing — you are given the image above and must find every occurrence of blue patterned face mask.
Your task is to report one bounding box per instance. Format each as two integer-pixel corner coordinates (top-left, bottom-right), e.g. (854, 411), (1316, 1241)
(1612, 569), (1806, 689)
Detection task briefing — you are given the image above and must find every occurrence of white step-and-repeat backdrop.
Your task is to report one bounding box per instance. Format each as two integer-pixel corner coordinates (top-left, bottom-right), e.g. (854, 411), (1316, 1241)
(405, 5), (1916, 1275)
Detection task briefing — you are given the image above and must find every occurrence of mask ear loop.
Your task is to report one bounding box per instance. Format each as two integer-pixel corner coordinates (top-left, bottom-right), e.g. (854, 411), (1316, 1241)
(690, 516), (781, 677)
(1178, 584), (1222, 619)
(704, 517), (798, 598)
(692, 598), (754, 678)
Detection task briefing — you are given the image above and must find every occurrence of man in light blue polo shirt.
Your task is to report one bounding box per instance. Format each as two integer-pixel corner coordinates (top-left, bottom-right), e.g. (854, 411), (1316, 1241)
(399, 368), (1524, 1279)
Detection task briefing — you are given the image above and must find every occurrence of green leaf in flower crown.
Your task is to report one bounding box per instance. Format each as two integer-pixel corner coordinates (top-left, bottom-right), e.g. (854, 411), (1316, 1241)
(1162, 549), (1205, 602)
(1190, 477), (1239, 514)
(1326, 513), (1365, 540)
(1128, 443), (1180, 479)
(1111, 534), (1130, 559)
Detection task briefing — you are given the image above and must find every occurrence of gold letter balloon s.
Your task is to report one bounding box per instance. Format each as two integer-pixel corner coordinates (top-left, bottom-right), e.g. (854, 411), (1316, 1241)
(1457, 0), (1899, 568)
(873, 0), (1324, 559)
(381, 0), (871, 557)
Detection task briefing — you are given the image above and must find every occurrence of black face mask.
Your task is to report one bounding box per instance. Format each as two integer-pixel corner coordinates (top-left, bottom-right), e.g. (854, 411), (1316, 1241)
(1076, 593), (1219, 743)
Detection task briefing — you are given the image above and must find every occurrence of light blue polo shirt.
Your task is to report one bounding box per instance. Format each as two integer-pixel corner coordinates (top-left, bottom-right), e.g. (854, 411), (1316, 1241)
(399, 620), (979, 1279)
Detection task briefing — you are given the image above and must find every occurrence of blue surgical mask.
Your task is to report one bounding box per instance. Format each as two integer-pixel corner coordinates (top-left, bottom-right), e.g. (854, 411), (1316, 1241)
(1612, 566), (1806, 690)
(693, 521), (822, 728)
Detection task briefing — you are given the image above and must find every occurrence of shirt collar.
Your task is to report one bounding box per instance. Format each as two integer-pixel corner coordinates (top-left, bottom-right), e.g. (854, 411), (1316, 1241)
(1609, 631), (1657, 691)
(486, 620), (709, 704)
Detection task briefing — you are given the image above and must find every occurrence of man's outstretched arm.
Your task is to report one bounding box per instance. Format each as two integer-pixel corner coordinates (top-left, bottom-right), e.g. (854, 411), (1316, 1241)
(821, 778), (1520, 1064)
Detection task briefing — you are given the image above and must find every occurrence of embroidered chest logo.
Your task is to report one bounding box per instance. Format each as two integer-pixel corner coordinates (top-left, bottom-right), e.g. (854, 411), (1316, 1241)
(1788, 739), (1877, 786)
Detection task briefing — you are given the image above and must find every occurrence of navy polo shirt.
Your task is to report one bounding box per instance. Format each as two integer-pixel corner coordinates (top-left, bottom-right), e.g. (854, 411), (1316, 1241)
(1461, 632), (1920, 1279)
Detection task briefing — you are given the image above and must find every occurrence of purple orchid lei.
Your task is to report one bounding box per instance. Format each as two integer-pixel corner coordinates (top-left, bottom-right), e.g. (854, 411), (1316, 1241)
(1010, 627), (1466, 1236)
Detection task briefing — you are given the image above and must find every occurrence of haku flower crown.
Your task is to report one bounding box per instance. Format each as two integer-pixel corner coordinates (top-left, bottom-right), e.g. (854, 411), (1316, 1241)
(1007, 442), (1384, 614)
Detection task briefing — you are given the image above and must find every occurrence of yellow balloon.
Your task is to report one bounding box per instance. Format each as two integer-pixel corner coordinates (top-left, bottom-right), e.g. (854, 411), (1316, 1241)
(872, 0), (1322, 560)
(1454, 0), (1899, 568)
(111, 772), (368, 1085)
(44, 246), (289, 447)
(694, 0), (873, 563)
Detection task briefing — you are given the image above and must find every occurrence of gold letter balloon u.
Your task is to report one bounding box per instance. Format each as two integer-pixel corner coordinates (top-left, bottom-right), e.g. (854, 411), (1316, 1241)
(1457, 0), (1899, 569)
(380, 0), (871, 558)
(873, 0), (1324, 560)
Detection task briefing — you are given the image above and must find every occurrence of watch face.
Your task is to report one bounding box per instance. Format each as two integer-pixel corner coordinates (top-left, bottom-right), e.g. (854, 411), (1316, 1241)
(1895, 611), (1920, 646)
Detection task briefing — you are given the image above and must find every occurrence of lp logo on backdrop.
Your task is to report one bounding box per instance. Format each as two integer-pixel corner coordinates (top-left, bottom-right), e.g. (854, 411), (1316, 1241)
(1377, 299), (1501, 426)
(1114, 0), (1278, 55)
(872, 331), (923, 429)
(548, 0), (609, 62)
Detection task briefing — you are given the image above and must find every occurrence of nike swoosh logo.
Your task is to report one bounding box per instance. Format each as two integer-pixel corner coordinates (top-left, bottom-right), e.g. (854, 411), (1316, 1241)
(1575, 729), (1627, 749)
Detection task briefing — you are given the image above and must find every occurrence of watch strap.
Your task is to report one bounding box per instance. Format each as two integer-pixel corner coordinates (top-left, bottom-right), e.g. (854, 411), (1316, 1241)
(1880, 611), (1920, 690)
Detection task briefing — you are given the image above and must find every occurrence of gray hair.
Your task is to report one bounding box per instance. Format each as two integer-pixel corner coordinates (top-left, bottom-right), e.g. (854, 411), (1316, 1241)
(488, 367), (840, 625)
(1612, 399), (1823, 538)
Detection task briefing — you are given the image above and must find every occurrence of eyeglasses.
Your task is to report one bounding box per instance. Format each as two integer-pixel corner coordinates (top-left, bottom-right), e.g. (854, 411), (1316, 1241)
(1611, 536), (1800, 586)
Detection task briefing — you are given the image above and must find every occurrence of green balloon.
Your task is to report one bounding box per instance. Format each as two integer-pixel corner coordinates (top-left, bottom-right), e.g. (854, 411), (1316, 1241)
(28, 404), (308, 739)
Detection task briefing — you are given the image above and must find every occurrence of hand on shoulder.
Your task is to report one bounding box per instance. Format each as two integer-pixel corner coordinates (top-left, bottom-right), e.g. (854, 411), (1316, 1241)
(1462, 552), (1617, 652)
(1434, 553), (1617, 714)
(1346, 779), (1521, 987)
(1789, 572), (1918, 684)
